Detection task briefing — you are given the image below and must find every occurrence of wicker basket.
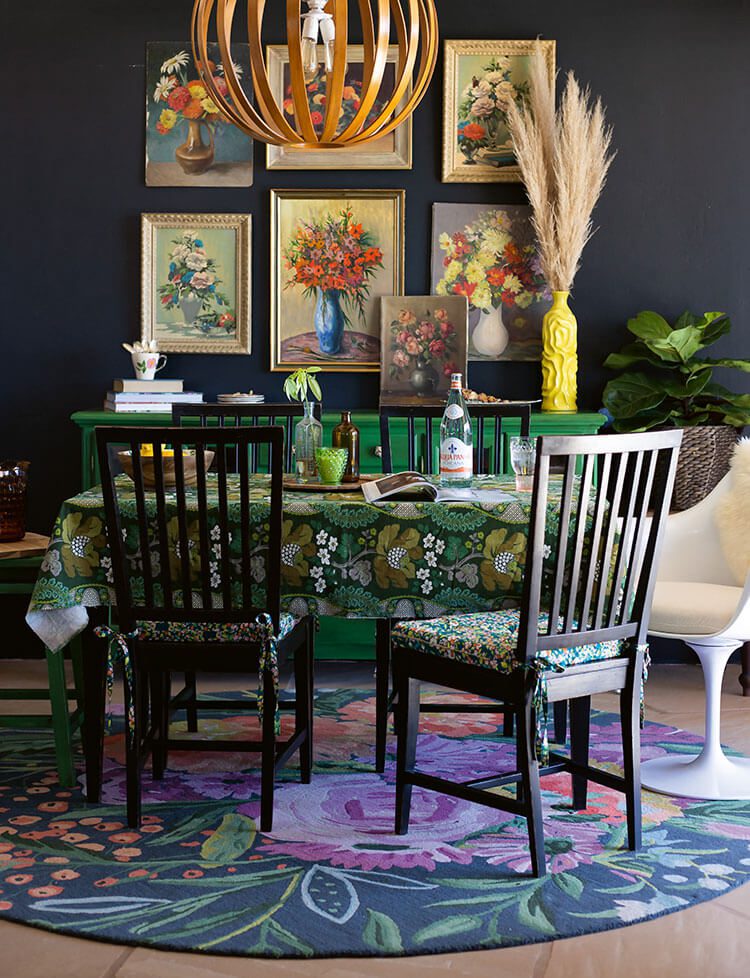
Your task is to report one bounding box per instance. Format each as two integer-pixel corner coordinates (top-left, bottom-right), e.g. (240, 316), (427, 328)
(671, 424), (740, 511)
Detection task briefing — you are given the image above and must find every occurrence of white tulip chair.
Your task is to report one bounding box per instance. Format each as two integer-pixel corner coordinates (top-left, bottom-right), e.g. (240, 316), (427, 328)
(642, 473), (750, 799)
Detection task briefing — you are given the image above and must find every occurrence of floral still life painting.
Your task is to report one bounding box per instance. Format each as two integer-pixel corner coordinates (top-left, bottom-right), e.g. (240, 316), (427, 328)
(265, 46), (411, 169)
(271, 190), (405, 372)
(431, 203), (551, 362)
(145, 41), (253, 188)
(380, 296), (468, 401)
(442, 40), (555, 183)
(141, 213), (251, 355)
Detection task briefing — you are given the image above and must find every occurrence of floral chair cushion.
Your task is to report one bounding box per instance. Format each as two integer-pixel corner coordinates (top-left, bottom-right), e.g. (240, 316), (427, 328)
(391, 609), (624, 673)
(137, 613), (298, 645)
(392, 610), (632, 764)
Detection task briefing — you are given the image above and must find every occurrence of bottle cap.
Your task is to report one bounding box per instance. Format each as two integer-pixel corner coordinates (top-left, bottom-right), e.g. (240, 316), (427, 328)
(450, 373), (463, 389)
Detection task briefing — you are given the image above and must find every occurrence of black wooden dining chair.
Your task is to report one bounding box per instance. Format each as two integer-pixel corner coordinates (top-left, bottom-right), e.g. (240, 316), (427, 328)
(391, 429), (682, 876)
(172, 402), (322, 475)
(374, 401), (533, 772)
(96, 425), (315, 831)
(171, 402), (321, 731)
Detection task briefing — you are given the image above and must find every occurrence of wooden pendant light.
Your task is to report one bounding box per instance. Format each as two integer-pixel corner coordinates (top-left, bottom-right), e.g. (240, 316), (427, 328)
(191, 1), (438, 148)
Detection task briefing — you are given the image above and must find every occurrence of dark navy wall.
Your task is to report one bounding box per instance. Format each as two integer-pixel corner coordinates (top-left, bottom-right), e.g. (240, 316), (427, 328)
(2, 0), (749, 653)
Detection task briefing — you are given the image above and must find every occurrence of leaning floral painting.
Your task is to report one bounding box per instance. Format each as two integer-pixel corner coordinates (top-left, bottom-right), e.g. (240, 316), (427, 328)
(142, 213), (251, 355)
(145, 42), (253, 187)
(380, 296), (468, 401)
(431, 203), (551, 361)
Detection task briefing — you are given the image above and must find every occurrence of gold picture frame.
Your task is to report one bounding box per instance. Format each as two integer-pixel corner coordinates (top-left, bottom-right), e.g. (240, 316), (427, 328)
(270, 189), (405, 373)
(141, 213), (251, 355)
(442, 39), (556, 184)
(265, 45), (412, 170)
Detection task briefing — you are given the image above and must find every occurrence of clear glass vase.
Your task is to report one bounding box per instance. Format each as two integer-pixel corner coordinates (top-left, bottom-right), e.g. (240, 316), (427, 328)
(294, 401), (323, 482)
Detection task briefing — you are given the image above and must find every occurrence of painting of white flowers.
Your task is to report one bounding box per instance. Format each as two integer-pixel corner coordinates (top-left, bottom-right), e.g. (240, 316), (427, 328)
(141, 213), (251, 354)
(145, 42), (253, 188)
(442, 40), (555, 183)
(431, 203), (551, 362)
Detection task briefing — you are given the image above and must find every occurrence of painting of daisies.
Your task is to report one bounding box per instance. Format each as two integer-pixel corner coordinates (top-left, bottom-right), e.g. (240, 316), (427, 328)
(145, 42), (253, 187)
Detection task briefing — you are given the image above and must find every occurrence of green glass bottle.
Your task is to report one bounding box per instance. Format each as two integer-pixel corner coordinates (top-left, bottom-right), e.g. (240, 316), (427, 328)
(332, 411), (360, 483)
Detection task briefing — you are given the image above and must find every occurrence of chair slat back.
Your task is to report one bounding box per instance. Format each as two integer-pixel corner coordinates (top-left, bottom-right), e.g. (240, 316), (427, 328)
(96, 425), (285, 635)
(379, 403), (532, 475)
(516, 430), (683, 663)
(172, 403), (322, 474)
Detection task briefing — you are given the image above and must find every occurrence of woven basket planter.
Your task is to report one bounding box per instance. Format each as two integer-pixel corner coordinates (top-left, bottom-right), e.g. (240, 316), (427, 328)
(670, 424), (740, 511)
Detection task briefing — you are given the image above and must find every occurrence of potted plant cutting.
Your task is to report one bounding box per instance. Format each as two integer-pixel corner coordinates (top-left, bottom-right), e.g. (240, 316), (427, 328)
(284, 367), (323, 481)
(602, 309), (750, 509)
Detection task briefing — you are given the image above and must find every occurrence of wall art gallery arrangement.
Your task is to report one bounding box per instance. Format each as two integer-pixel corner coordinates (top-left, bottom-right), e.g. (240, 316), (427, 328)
(139, 36), (558, 395)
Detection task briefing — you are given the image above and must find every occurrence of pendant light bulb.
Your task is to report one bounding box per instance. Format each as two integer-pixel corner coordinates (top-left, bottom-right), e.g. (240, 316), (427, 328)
(301, 36), (319, 83)
(301, 0), (337, 83)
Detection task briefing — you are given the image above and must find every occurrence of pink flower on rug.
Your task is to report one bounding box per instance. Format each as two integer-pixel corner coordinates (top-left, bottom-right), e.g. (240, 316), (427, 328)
(247, 774), (502, 871)
(465, 816), (608, 874)
(339, 694), (501, 738)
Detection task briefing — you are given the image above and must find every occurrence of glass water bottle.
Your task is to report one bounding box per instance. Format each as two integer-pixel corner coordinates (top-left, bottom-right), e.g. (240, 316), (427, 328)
(294, 401), (323, 482)
(439, 374), (473, 488)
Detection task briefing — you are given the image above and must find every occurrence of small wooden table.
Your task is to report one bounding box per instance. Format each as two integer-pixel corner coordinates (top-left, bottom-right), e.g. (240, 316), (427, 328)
(0, 532), (50, 561)
(0, 531), (82, 787)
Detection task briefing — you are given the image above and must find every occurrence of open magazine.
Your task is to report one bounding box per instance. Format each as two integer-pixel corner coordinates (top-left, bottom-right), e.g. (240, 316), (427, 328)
(362, 472), (510, 504)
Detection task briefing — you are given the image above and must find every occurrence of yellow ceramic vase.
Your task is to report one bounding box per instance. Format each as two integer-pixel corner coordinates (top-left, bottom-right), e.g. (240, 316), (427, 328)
(541, 291), (578, 413)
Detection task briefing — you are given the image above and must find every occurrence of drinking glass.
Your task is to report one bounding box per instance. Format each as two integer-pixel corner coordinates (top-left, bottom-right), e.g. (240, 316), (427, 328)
(509, 437), (536, 491)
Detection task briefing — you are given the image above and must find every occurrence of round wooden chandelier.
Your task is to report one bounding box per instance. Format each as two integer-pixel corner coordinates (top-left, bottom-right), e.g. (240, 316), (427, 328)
(191, 1), (438, 148)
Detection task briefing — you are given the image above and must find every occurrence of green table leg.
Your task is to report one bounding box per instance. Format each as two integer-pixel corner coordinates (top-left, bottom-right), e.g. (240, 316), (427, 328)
(45, 647), (76, 787)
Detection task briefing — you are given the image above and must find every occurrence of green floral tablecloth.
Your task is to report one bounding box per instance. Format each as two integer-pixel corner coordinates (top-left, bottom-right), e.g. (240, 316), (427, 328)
(26, 475), (559, 652)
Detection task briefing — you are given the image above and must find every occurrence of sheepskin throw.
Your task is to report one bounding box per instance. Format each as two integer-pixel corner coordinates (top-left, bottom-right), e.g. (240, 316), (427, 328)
(715, 437), (750, 586)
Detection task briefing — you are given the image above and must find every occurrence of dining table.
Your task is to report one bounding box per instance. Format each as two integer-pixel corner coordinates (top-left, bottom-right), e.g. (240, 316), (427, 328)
(26, 473), (564, 801)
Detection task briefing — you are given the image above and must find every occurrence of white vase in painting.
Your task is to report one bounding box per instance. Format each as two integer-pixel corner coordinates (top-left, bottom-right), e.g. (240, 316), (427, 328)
(180, 295), (202, 327)
(471, 305), (510, 358)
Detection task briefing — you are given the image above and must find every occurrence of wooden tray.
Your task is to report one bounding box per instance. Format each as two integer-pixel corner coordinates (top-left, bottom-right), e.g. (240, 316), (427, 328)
(283, 475), (379, 493)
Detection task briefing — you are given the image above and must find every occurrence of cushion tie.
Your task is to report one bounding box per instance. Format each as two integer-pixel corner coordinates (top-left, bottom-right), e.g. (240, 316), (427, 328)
(525, 642), (651, 766)
(255, 613), (280, 734)
(522, 657), (565, 765)
(93, 625), (139, 747)
(640, 643), (651, 727)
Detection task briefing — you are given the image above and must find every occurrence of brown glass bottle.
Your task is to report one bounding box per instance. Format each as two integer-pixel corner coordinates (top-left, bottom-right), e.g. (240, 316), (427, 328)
(331, 411), (360, 482)
(0, 460), (29, 542)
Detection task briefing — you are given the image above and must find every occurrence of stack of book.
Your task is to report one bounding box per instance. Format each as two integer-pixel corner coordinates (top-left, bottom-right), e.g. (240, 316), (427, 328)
(105, 379), (204, 413)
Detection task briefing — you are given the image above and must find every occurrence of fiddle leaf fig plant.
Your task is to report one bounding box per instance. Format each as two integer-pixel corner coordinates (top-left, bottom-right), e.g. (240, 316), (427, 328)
(283, 367), (323, 404)
(602, 310), (750, 432)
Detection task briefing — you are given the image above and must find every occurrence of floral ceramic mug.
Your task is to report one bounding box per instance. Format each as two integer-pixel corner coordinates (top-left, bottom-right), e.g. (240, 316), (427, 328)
(132, 352), (167, 380)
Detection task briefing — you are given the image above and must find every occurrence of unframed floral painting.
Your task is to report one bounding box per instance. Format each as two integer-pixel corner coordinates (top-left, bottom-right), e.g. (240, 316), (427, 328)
(431, 203), (551, 362)
(380, 296), (468, 401)
(145, 42), (253, 188)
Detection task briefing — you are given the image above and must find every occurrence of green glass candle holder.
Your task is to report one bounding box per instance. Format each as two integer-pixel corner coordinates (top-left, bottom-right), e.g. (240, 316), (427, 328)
(315, 447), (349, 485)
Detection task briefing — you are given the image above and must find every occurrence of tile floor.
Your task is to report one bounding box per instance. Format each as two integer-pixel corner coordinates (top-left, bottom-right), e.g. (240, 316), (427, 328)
(1, 659), (749, 977)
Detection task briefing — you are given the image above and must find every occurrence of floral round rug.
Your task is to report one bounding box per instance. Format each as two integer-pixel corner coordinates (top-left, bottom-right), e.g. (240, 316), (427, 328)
(1, 688), (749, 957)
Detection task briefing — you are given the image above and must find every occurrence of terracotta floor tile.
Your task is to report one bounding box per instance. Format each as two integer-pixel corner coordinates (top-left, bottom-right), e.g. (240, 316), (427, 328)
(115, 943), (551, 978)
(715, 880), (750, 919)
(641, 663), (749, 715)
(543, 899), (750, 978)
(0, 919), (131, 978)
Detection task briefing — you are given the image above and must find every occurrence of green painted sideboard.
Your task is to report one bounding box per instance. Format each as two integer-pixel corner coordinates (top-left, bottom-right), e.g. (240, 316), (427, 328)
(71, 409), (606, 660)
